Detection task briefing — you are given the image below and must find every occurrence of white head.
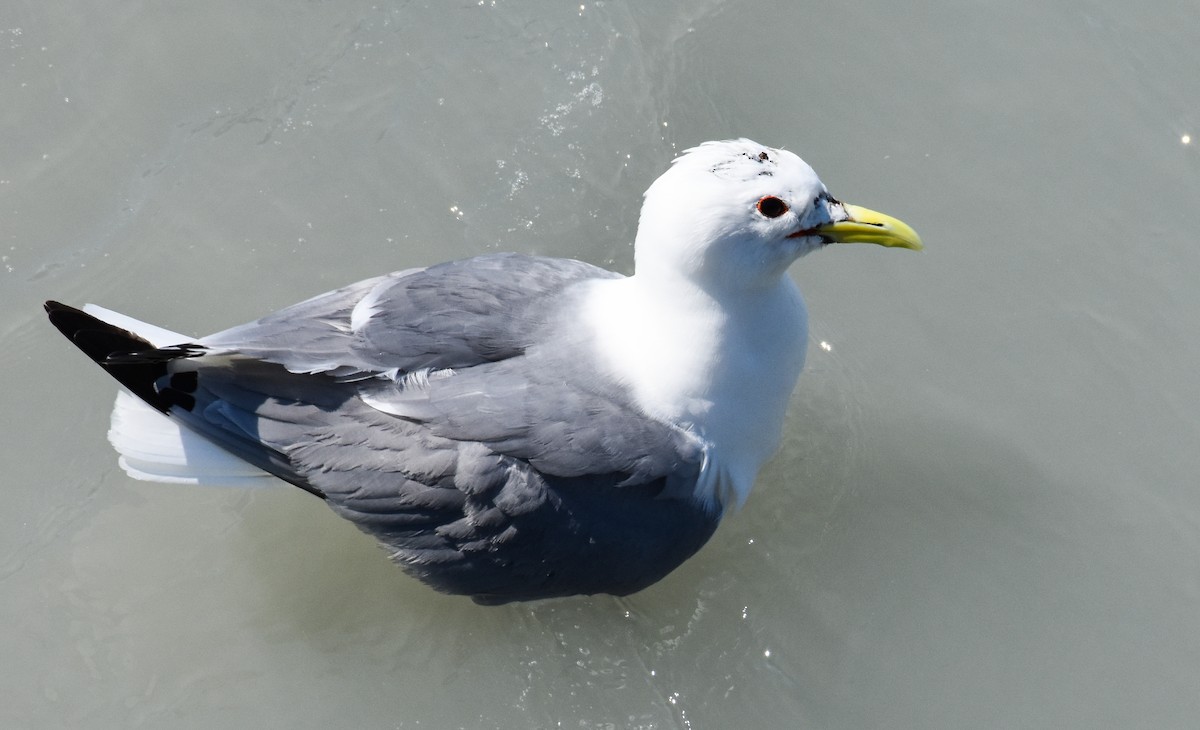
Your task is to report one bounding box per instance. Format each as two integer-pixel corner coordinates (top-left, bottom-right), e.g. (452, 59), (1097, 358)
(587, 140), (920, 512)
(633, 139), (922, 294)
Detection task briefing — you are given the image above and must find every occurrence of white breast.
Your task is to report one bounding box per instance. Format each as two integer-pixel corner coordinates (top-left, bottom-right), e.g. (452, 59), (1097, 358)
(580, 274), (808, 509)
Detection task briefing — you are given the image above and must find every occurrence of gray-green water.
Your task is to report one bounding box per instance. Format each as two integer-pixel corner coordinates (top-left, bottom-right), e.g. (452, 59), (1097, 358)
(3, 1), (1199, 727)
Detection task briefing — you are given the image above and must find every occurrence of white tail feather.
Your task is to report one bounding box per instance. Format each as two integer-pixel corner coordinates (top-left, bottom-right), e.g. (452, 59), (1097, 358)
(83, 304), (277, 488)
(109, 390), (275, 486)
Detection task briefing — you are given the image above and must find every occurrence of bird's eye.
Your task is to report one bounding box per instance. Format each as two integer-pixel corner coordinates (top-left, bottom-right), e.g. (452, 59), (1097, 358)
(756, 196), (789, 219)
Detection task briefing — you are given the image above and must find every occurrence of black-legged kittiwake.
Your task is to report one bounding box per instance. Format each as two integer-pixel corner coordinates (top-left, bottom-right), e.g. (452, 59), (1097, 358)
(46, 139), (921, 604)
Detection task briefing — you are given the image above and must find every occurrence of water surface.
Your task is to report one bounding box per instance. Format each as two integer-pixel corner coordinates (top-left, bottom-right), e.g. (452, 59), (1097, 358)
(3, 1), (1199, 727)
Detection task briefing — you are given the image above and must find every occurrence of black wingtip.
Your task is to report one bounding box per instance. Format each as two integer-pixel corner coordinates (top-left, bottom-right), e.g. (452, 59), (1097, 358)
(44, 300), (89, 339)
(43, 301), (329, 501)
(44, 299), (179, 410)
(44, 300), (158, 366)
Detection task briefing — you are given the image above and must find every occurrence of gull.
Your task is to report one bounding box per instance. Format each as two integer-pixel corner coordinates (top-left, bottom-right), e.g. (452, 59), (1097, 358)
(46, 139), (921, 604)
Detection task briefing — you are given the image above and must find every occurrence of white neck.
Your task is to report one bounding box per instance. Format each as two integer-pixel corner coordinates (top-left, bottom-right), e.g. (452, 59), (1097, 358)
(580, 268), (808, 510)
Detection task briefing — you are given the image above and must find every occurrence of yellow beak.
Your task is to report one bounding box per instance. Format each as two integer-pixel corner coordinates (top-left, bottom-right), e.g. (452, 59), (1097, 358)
(814, 204), (923, 251)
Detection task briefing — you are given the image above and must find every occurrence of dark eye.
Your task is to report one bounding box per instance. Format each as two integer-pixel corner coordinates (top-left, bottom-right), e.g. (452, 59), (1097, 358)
(756, 195), (789, 219)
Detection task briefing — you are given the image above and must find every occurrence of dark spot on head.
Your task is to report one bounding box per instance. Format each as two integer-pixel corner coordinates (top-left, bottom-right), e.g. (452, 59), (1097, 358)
(758, 151), (769, 161)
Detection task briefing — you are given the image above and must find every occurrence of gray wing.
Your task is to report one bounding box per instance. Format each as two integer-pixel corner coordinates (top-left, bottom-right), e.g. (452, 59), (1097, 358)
(200, 253), (619, 377)
(142, 253), (715, 602)
(173, 361), (715, 602)
(356, 349), (703, 488)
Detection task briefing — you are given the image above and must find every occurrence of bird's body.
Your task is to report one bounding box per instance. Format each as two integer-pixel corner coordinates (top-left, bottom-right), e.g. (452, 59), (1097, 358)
(47, 139), (920, 604)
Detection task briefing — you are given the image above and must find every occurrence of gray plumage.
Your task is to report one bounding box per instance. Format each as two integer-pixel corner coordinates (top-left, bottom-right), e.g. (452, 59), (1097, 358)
(47, 253), (716, 604)
(45, 139), (923, 604)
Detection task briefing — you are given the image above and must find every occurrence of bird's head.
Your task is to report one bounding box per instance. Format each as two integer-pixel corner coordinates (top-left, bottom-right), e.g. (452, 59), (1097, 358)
(634, 139), (922, 293)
